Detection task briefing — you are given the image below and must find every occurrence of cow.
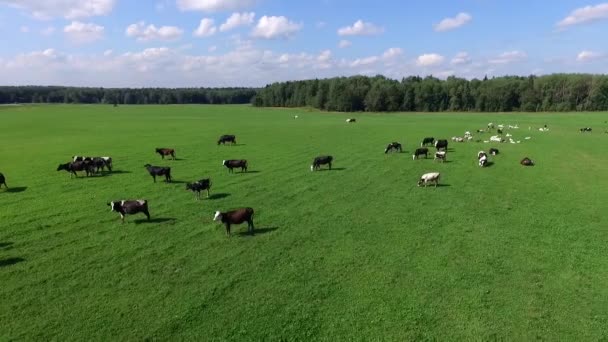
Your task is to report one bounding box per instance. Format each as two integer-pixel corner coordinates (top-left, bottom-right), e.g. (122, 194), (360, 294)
(107, 200), (150, 222)
(384, 142), (402, 154)
(421, 137), (434, 146)
(346, 118), (356, 123)
(489, 148), (499, 156)
(478, 152), (488, 167)
(73, 156), (112, 172)
(0, 172), (6, 189)
(57, 161), (95, 178)
(413, 148), (429, 160)
(186, 179), (212, 200)
(223, 160), (248, 173)
(435, 139), (448, 151)
(488, 123), (495, 130)
(311, 156), (333, 171)
(434, 151), (446, 162)
(521, 157), (534, 166)
(497, 128), (503, 134)
(155, 148), (176, 160)
(213, 207), (255, 236)
(218, 135), (237, 145)
(144, 164), (172, 183)
(418, 172), (440, 187)
(580, 127), (592, 133)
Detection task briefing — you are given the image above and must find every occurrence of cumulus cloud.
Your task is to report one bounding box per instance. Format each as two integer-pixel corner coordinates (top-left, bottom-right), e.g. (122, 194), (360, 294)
(451, 52), (471, 65)
(338, 20), (384, 36)
(176, 0), (255, 12)
(219, 12), (255, 32)
(416, 53), (445, 66)
(557, 3), (608, 29)
(194, 18), (217, 37)
(0, 0), (116, 19)
(489, 50), (527, 64)
(64, 21), (104, 43)
(577, 50), (604, 62)
(126, 22), (184, 41)
(20, 26), (30, 33)
(349, 48), (403, 67)
(251, 15), (302, 39)
(434, 12), (472, 32)
(338, 40), (352, 48)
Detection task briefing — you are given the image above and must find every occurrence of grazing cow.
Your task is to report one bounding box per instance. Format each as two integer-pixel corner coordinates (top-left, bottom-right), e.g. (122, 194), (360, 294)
(384, 142), (402, 154)
(452, 136), (465, 142)
(521, 157), (534, 166)
(434, 151), (446, 162)
(0, 172), (6, 189)
(57, 161), (95, 178)
(223, 159), (248, 173)
(580, 127), (592, 133)
(418, 172), (440, 187)
(435, 139), (448, 151)
(497, 128), (503, 134)
(476, 129), (485, 133)
(155, 148), (176, 160)
(213, 207), (255, 236)
(421, 137), (435, 146)
(217, 135), (237, 145)
(144, 164), (172, 183)
(311, 156), (333, 171)
(107, 200), (150, 222)
(186, 179), (211, 200)
(489, 148), (499, 156)
(488, 123), (495, 130)
(346, 118), (356, 123)
(412, 147), (429, 160)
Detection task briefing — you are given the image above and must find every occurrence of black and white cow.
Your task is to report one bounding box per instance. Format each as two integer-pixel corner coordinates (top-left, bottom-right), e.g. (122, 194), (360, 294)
(223, 160), (248, 173)
(346, 118), (356, 123)
(311, 155), (333, 171)
(412, 147), (429, 160)
(0, 172), (6, 189)
(107, 200), (150, 222)
(186, 178), (212, 200)
(144, 164), (172, 183)
(218, 135), (237, 145)
(421, 137), (435, 146)
(384, 142), (402, 154)
(434, 151), (446, 162)
(73, 156), (112, 172)
(580, 127), (592, 133)
(57, 161), (95, 178)
(213, 207), (255, 236)
(478, 151), (488, 167)
(435, 139), (448, 151)
(489, 148), (499, 156)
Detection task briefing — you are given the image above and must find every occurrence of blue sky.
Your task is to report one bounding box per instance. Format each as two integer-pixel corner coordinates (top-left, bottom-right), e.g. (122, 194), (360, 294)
(0, 0), (607, 87)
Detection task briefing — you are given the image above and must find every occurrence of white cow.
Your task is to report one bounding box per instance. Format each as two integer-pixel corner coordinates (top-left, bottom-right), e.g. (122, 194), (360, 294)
(417, 172), (441, 187)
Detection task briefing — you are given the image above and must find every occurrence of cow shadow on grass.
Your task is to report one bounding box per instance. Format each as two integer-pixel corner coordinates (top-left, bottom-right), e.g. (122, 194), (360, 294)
(0, 257), (25, 268)
(484, 161), (495, 168)
(317, 168), (347, 172)
(237, 227), (278, 237)
(243, 171), (261, 174)
(133, 217), (176, 225)
(169, 180), (189, 184)
(209, 193), (230, 200)
(3, 187), (27, 193)
(108, 170), (132, 175)
(0, 242), (13, 249)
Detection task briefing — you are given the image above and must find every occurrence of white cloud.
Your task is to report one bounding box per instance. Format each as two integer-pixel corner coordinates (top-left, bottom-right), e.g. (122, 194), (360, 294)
(20, 26), (30, 33)
(338, 20), (384, 36)
(451, 52), (471, 65)
(208, 45), (217, 52)
(64, 21), (104, 43)
(434, 12), (472, 32)
(219, 12), (255, 32)
(251, 15), (302, 39)
(41, 26), (56, 36)
(316, 21), (326, 28)
(489, 50), (527, 64)
(557, 3), (608, 29)
(577, 50), (603, 62)
(194, 18), (217, 37)
(416, 53), (445, 66)
(176, 0), (254, 12)
(103, 49), (113, 56)
(349, 48), (403, 68)
(0, 0), (116, 19)
(338, 39), (352, 48)
(126, 22), (184, 41)
(383, 47), (403, 59)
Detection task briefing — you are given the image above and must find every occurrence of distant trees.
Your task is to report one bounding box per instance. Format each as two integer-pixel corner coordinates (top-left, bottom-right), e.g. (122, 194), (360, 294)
(253, 74), (608, 112)
(0, 86), (257, 105)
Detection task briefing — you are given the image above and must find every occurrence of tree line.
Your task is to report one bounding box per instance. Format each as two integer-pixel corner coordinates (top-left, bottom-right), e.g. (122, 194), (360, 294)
(253, 74), (608, 112)
(0, 86), (257, 105)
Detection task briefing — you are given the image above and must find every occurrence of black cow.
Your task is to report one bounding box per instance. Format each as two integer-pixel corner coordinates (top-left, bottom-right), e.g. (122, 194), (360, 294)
(0, 172), (6, 189)
(223, 160), (248, 173)
(186, 179), (212, 200)
(384, 142), (402, 154)
(435, 139), (448, 151)
(580, 127), (592, 133)
(107, 200), (150, 222)
(412, 147), (429, 160)
(421, 137), (435, 146)
(155, 148), (176, 160)
(346, 118), (356, 123)
(144, 164), (172, 183)
(489, 148), (499, 156)
(57, 161), (95, 178)
(311, 155), (333, 171)
(73, 156), (112, 173)
(218, 135), (237, 145)
(213, 207), (255, 236)
(521, 157), (534, 166)
(497, 128), (503, 134)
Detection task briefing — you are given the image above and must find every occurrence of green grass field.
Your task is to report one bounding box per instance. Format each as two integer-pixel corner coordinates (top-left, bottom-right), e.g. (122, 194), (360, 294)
(1, 104), (608, 340)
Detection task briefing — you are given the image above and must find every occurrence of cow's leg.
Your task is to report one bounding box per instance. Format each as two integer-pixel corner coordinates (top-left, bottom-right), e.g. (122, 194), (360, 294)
(120, 214), (125, 223)
(144, 209), (150, 220)
(225, 223), (231, 237)
(328, 162), (332, 170)
(207, 188), (210, 198)
(152, 175), (156, 183)
(249, 219), (255, 235)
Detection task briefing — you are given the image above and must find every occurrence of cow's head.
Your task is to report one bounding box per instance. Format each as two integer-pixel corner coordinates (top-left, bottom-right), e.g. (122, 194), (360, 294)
(107, 201), (116, 211)
(213, 211), (222, 221)
(144, 164), (152, 168)
(222, 160), (227, 166)
(57, 163), (69, 171)
(186, 183), (194, 191)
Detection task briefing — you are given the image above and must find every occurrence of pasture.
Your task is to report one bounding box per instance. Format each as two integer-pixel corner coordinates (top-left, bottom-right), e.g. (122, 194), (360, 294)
(1, 104), (608, 340)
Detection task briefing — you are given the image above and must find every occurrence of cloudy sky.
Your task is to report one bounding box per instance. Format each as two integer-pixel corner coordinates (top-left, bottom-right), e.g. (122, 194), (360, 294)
(0, 0), (607, 87)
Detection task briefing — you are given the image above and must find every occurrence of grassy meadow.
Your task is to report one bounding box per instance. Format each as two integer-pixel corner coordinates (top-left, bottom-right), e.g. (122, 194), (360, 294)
(1, 104), (608, 340)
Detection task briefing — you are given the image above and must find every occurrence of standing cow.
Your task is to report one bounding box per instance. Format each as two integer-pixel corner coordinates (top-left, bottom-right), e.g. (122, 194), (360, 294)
(435, 139), (448, 151)
(213, 207), (255, 236)
(107, 200), (150, 222)
(421, 137), (435, 147)
(311, 156), (333, 171)
(384, 142), (402, 154)
(186, 179), (212, 200)
(218, 135), (237, 145)
(155, 148), (176, 160)
(412, 148), (429, 160)
(223, 160), (248, 173)
(144, 164), (172, 183)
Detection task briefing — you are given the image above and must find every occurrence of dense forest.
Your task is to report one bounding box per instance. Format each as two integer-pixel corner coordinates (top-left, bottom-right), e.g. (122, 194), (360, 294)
(253, 74), (608, 112)
(0, 86), (257, 105)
